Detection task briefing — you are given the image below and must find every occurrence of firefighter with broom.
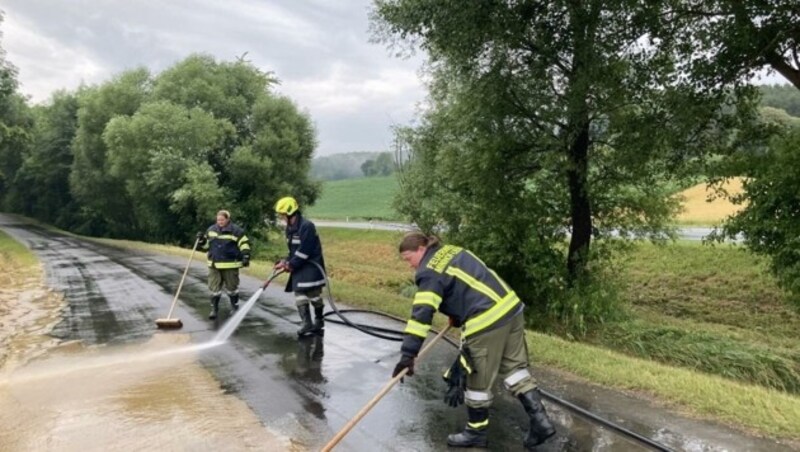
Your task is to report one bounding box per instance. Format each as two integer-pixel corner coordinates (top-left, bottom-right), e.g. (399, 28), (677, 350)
(394, 231), (556, 449)
(197, 209), (251, 320)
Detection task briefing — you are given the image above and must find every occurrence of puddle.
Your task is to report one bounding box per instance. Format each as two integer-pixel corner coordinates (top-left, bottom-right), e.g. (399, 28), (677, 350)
(0, 335), (297, 451)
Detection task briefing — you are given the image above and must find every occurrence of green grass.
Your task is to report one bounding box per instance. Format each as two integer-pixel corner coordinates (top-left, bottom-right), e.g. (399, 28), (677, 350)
(598, 241), (800, 396)
(0, 231), (38, 268)
(0, 231), (42, 296)
(307, 175), (399, 220)
(530, 333), (800, 439)
(84, 227), (800, 440)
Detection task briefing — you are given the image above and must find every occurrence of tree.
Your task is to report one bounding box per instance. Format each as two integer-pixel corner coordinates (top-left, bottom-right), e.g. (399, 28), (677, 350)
(0, 12), (34, 209)
(674, 0), (800, 90)
(311, 152), (383, 180)
(361, 152), (394, 176)
(675, 1), (800, 306)
(65, 54), (318, 244)
(11, 91), (80, 226)
(224, 94), (319, 230)
(759, 84), (800, 117)
(70, 68), (152, 236)
(718, 127), (800, 308)
(374, 0), (752, 311)
(102, 100), (229, 241)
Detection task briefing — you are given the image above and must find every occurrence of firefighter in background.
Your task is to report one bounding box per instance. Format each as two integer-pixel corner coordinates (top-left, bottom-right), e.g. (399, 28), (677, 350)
(274, 196), (327, 336)
(393, 232), (556, 449)
(197, 210), (250, 320)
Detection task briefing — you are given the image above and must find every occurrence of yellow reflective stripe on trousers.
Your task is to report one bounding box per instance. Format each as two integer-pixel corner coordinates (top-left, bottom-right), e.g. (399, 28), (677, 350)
(460, 354), (473, 374)
(404, 319), (431, 338)
(412, 291), (442, 309)
(468, 419), (489, 429)
(445, 267), (502, 303)
(210, 261), (242, 269)
(464, 292), (520, 337)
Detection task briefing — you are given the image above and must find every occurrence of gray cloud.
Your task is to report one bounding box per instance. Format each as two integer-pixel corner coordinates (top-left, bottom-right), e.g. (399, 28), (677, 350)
(1, 0), (426, 155)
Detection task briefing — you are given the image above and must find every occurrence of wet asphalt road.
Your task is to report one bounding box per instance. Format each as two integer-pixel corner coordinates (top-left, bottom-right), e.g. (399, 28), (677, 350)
(1, 214), (793, 452)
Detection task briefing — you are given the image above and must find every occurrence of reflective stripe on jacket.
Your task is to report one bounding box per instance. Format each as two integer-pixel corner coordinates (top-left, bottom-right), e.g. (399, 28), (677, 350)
(204, 222), (250, 269)
(401, 244), (522, 357)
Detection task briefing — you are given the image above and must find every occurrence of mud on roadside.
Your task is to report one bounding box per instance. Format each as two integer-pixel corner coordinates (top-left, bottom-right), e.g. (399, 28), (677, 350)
(0, 261), (65, 370)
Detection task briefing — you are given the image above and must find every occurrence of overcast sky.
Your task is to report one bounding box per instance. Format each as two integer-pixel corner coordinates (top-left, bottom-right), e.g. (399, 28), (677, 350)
(1, 0), (427, 156)
(1, 2), (790, 157)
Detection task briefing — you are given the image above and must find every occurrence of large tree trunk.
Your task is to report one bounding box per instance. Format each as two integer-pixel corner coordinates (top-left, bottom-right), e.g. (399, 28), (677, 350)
(566, 121), (592, 283)
(563, 2), (597, 284)
(765, 52), (800, 91)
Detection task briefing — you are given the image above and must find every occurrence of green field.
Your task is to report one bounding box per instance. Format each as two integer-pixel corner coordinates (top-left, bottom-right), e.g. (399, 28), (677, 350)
(306, 174), (741, 225)
(307, 175), (400, 220)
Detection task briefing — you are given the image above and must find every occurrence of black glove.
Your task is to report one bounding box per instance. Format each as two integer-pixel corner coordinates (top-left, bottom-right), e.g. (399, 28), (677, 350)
(195, 232), (207, 245)
(242, 255), (250, 267)
(393, 354), (415, 382)
(442, 349), (474, 408)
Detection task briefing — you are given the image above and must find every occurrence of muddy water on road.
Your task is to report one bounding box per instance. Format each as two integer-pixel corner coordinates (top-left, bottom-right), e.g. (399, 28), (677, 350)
(0, 335), (295, 451)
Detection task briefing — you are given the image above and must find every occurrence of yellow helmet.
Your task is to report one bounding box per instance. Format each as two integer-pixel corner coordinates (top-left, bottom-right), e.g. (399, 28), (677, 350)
(275, 196), (299, 216)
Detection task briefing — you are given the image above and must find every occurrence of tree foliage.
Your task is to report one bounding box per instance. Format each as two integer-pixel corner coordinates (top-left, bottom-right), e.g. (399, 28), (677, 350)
(311, 151), (383, 180)
(0, 12), (34, 209)
(759, 84), (800, 117)
(673, 0), (800, 90)
(674, 2), (800, 307)
(374, 0), (755, 321)
(360, 152), (394, 177)
(1, 52), (319, 247)
(718, 126), (800, 308)
(10, 91), (80, 227)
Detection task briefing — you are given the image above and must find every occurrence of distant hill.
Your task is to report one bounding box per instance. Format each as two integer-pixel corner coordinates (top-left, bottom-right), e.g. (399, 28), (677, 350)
(310, 152), (383, 181)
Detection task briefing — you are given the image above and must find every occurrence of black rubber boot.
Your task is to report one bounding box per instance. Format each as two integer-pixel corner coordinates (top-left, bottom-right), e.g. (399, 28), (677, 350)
(229, 294), (239, 312)
(311, 304), (324, 335)
(296, 305), (314, 336)
(518, 390), (556, 448)
(447, 407), (489, 448)
(208, 295), (221, 320)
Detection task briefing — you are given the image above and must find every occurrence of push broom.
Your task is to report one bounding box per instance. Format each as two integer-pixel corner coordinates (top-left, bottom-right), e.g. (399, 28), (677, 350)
(321, 325), (452, 451)
(156, 237), (201, 329)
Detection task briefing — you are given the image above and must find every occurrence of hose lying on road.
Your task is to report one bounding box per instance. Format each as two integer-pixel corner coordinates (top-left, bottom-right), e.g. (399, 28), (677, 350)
(307, 262), (673, 452)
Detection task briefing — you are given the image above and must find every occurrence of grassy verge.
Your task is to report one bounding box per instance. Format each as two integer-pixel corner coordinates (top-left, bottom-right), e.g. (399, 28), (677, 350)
(88, 227), (800, 440)
(609, 241), (800, 394)
(0, 229), (38, 283)
(530, 333), (800, 439)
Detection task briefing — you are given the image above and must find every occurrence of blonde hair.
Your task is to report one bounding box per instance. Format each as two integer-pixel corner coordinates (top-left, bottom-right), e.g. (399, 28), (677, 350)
(216, 210), (231, 219)
(398, 231), (440, 253)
